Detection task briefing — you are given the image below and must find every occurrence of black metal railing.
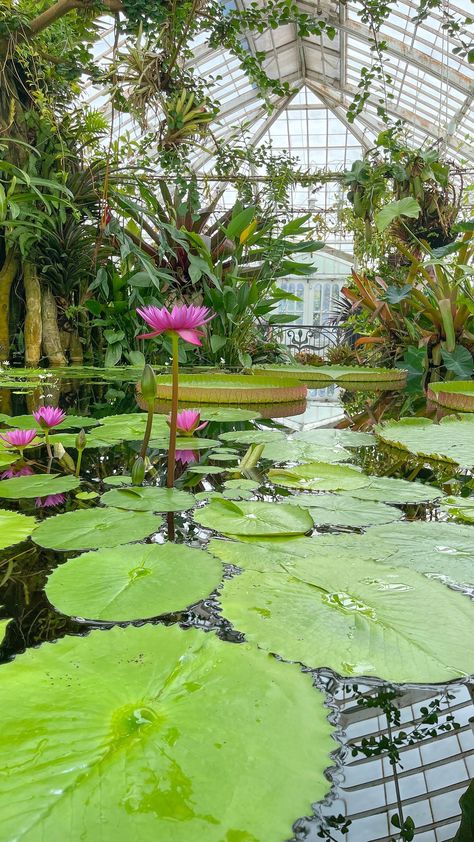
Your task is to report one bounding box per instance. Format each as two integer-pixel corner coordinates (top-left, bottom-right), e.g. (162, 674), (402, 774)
(266, 324), (345, 357)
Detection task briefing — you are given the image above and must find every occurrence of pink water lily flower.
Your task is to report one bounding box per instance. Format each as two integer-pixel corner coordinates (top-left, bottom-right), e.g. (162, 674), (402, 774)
(33, 406), (66, 429)
(176, 450), (197, 465)
(0, 429), (37, 449)
(136, 304), (214, 346)
(0, 464), (33, 480)
(168, 409), (208, 437)
(35, 493), (66, 509)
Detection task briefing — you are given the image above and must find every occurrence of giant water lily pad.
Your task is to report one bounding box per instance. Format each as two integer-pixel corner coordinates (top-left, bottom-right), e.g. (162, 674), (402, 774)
(0, 509), (36, 549)
(142, 373), (307, 404)
(220, 429), (286, 446)
(33, 507), (160, 550)
(0, 624), (333, 842)
(253, 364), (407, 387)
(148, 437), (221, 451)
(101, 486), (195, 513)
(212, 538), (474, 683)
(268, 462), (368, 492)
(376, 415), (474, 467)
(363, 521), (474, 587)
(193, 498), (313, 536)
(427, 381), (474, 412)
(287, 494), (402, 528)
(0, 473), (80, 499)
(46, 544), (222, 621)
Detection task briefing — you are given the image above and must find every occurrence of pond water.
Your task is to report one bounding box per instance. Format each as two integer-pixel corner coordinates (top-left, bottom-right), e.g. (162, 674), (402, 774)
(0, 368), (472, 842)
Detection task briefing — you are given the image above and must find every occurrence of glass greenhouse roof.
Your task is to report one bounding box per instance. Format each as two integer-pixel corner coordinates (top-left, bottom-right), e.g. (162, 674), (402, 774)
(84, 0), (474, 262)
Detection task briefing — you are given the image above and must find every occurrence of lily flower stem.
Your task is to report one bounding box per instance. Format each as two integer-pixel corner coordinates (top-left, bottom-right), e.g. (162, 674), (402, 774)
(167, 333), (180, 489)
(44, 430), (53, 462)
(75, 449), (84, 478)
(139, 407), (154, 461)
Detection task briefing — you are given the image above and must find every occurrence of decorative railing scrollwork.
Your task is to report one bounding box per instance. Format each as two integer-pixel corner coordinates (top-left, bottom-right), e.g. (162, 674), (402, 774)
(265, 324), (345, 357)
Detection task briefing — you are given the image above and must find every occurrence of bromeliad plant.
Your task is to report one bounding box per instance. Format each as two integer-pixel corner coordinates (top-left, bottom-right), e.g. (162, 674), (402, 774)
(136, 304), (214, 487)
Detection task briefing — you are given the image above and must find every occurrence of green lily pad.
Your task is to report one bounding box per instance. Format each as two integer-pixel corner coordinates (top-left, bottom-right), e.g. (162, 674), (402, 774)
(0, 474), (80, 499)
(101, 486), (195, 513)
(440, 496), (474, 522)
(376, 415), (474, 467)
(50, 432), (116, 449)
(0, 624), (333, 842)
(193, 498), (313, 537)
(33, 507), (160, 551)
(223, 479), (260, 490)
(213, 538), (474, 683)
(4, 414), (99, 431)
(263, 440), (350, 465)
(364, 521), (474, 587)
(268, 462), (367, 492)
(75, 491), (99, 501)
(0, 509), (36, 548)
(427, 381), (474, 412)
(149, 437), (221, 450)
(293, 429), (374, 448)
(150, 373), (307, 404)
(196, 489), (254, 502)
(220, 429), (286, 446)
(197, 407), (261, 421)
(342, 475), (442, 504)
(102, 475), (132, 486)
(187, 465), (224, 475)
(287, 494), (402, 528)
(253, 364), (407, 387)
(209, 453), (239, 462)
(46, 544), (223, 622)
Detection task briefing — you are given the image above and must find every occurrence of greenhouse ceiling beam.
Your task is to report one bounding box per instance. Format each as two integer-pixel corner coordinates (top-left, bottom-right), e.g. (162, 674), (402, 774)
(305, 81), (371, 151)
(325, 18), (473, 95)
(302, 73), (474, 158)
(445, 87), (474, 140)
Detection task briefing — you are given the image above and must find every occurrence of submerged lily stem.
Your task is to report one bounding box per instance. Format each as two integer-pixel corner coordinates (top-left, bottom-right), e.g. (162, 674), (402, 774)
(167, 333), (180, 489)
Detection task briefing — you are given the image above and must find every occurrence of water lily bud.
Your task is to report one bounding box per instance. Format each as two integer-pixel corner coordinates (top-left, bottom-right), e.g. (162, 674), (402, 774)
(75, 428), (86, 452)
(53, 442), (76, 473)
(131, 456), (145, 486)
(141, 365), (156, 405)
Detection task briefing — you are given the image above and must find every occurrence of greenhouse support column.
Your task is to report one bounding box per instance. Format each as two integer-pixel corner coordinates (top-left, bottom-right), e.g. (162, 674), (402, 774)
(23, 264), (43, 367)
(0, 250), (18, 362)
(42, 287), (66, 367)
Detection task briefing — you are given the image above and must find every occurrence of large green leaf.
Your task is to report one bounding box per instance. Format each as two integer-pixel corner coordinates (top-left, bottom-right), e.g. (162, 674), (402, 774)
(293, 429), (374, 447)
(364, 521), (474, 587)
(148, 437), (221, 450)
(0, 473), (80, 499)
(193, 498), (313, 536)
(197, 407), (260, 421)
(428, 380), (474, 413)
(0, 508), (36, 548)
(343, 475), (443, 504)
(268, 462), (368, 491)
(253, 364), (407, 387)
(219, 429), (286, 445)
(263, 440), (350, 465)
(46, 544), (222, 621)
(101, 486), (195, 513)
(33, 507), (160, 550)
(151, 373), (307, 404)
(213, 538), (474, 683)
(375, 197), (421, 232)
(0, 625), (333, 841)
(376, 415), (474, 466)
(440, 495), (474, 523)
(287, 493), (402, 528)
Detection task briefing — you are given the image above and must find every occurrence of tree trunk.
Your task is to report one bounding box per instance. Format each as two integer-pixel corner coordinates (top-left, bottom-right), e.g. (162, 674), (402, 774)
(42, 288), (66, 366)
(23, 263), (43, 367)
(69, 331), (83, 364)
(0, 250), (18, 362)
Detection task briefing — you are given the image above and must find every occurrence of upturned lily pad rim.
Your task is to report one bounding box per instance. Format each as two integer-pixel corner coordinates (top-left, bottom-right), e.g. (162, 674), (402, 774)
(427, 381), (474, 412)
(137, 373), (307, 404)
(253, 364), (407, 384)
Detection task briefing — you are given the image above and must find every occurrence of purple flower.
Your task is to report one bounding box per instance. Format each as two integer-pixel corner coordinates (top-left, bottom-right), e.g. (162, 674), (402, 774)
(168, 409), (208, 436)
(136, 304), (214, 346)
(33, 406), (66, 430)
(0, 429), (37, 449)
(0, 464), (33, 480)
(176, 450), (198, 465)
(35, 494), (66, 509)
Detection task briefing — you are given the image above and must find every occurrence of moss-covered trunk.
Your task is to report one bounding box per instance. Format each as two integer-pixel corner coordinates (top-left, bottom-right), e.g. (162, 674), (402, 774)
(42, 288), (66, 367)
(0, 250), (18, 361)
(23, 263), (43, 367)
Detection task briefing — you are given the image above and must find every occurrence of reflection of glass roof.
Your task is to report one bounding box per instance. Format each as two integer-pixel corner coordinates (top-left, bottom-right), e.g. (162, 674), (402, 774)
(85, 0), (474, 262)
